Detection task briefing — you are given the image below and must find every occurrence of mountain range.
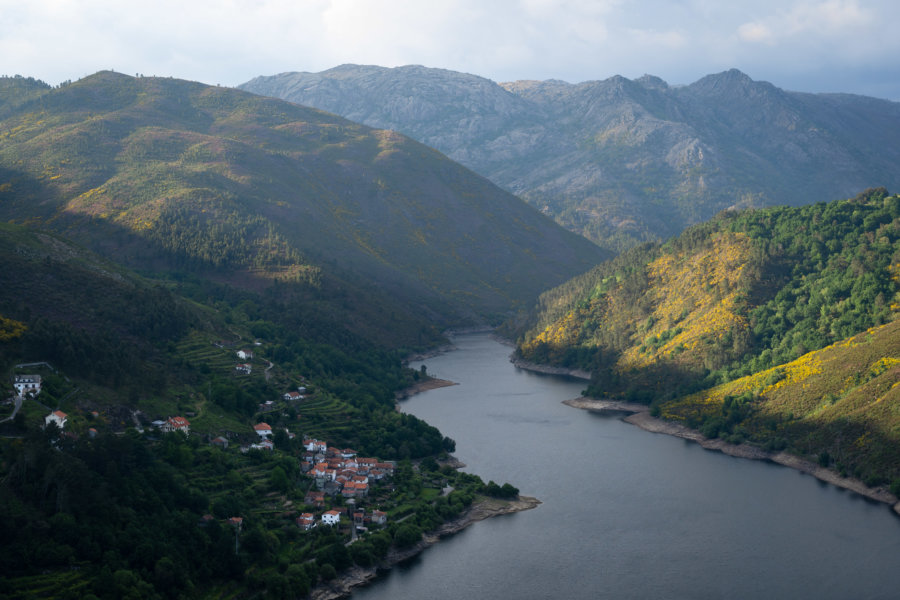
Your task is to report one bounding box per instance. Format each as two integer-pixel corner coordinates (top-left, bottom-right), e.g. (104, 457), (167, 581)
(241, 65), (900, 252)
(0, 72), (607, 338)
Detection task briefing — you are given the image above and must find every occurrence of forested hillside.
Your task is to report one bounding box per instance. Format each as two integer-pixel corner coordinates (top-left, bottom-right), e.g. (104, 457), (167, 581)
(0, 71), (607, 333)
(0, 221), (524, 598)
(242, 66), (900, 252)
(516, 188), (900, 399)
(660, 318), (900, 493)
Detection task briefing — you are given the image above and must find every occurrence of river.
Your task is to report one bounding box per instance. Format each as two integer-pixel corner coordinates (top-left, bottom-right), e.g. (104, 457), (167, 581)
(354, 333), (900, 599)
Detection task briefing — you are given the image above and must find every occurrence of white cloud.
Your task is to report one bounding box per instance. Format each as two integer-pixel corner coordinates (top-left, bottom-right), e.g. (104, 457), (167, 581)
(737, 22), (775, 44)
(737, 0), (873, 44)
(0, 0), (898, 98)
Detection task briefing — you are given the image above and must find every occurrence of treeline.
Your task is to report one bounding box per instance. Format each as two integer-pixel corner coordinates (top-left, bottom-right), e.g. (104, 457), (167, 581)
(147, 202), (305, 271)
(0, 420), (498, 598)
(516, 188), (900, 400)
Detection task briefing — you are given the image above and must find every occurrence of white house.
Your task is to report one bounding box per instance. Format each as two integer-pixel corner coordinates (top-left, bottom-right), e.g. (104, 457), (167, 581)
(162, 416), (190, 435)
(321, 510), (341, 526)
(44, 410), (67, 429)
(235, 363), (252, 374)
(283, 391), (302, 401)
(303, 438), (327, 453)
(254, 422), (272, 438)
(249, 439), (274, 451)
(237, 349), (253, 360)
(14, 374), (42, 396)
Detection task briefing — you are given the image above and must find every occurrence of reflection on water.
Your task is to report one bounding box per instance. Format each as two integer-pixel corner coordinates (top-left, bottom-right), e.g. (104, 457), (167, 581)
(354, 333), (900, 600)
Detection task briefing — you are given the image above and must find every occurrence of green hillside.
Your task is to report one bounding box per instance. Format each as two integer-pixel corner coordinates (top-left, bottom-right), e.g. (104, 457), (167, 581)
(515, 188), (900, 399)
(660, 319), (900, 490)
(0, 222), (520, 598)
(0, 71), (608, 329)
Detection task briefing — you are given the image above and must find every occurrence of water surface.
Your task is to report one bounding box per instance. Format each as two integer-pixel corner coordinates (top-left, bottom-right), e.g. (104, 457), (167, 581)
(355, 333), (900, 599)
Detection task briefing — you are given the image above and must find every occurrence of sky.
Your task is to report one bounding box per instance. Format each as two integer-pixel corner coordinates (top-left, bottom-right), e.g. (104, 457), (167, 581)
(1, 0), (899, 100)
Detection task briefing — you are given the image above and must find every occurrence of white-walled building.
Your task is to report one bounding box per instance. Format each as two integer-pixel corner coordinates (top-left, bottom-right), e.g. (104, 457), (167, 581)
(14, 374), (42, 396)
(321, 510), (341, 526)
(44, 410), (67, 429)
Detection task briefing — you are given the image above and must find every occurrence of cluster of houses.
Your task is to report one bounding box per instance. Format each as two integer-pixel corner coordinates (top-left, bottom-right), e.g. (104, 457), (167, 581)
(296, 507), (387, 531)
(235, 349), (253, 375)
(293, 438), (395, 529)
(300, 438), (395, 498)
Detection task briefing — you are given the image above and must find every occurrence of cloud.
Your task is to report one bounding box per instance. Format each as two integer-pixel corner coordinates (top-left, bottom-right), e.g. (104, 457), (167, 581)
(737, 0), (873, 44)
(0, 0), (898, 99)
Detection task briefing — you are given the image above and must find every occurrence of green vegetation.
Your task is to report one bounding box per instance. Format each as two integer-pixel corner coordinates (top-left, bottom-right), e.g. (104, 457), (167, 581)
(0, 215), (520, 598)
(0, 70), (607, 331)
(516, 188), (900, 487)
(518, 188), (900, 397)
(0, 424), (498, 599)
(660, 319), (900, 490)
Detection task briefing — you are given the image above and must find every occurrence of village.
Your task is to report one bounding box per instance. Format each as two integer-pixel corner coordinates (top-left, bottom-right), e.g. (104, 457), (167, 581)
(5, 350), (400, 537)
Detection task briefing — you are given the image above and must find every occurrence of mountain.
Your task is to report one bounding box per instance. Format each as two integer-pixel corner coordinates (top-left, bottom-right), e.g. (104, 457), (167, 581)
(0, 71), (608, 336)
(241, 65), (900, 252)
(660, 318), (900, 491)
(514, 188), (900, 399)
(0, 221), (507, 598)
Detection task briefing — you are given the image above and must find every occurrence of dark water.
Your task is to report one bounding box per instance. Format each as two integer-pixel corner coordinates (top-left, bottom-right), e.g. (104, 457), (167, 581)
(354, 333), (900, 600)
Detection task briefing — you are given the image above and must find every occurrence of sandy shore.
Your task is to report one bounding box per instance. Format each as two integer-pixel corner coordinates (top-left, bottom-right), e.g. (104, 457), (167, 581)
(395, 377), (457, 401)
(310, 495), (541, 600)
(510, 358), (592, 380)
(563, 397), (900, 515)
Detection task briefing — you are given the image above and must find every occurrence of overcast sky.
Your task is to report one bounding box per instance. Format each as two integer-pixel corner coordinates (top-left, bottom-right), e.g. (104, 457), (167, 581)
(2, 0), (899, 100)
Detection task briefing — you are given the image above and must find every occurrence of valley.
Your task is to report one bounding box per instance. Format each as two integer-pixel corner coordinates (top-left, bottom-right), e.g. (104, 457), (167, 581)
(1, 65), (899, 600)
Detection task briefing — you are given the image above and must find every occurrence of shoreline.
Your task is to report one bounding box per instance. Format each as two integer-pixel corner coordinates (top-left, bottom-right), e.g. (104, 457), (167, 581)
(395, 377), (457, 401)
(510, 357), (592, 381)
(310, 495), (541, 600)
(563, 397), (900, 516)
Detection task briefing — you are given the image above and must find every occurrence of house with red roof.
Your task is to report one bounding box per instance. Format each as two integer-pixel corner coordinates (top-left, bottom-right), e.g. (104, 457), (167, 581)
(162, 416), (190, 435)
(305, 490), (325, 507)
(297, 513), (316, 531)
(44, 410), (67, 429)
(371, 510), (387, 525)
(253, 422), (272, 438)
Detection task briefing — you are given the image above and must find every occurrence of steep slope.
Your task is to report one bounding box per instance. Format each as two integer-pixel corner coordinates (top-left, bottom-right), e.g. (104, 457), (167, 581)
(660, 319), (900, 490)
(0, 222), (510, 599)
(515, 189), (900, 399)
(241, 66), (900, 252)
(0, 71), (608, 328)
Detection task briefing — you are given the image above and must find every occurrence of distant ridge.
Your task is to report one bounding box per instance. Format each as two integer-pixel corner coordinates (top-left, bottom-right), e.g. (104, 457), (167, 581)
(241, 65), (900, 252)
(0, 71), (609, 331)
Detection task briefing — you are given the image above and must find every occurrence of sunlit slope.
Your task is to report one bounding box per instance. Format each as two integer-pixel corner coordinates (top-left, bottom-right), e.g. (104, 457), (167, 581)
(516, 189), (900, 399)
(661, 320), (900, 488)
(0, 71), (609, 321)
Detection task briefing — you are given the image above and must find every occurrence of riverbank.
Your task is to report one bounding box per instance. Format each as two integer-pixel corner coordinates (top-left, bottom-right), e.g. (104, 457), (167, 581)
(395, 377), (457, 401)
(563, 397), (900, 516)
(310, 495), (541, 600)
(510, 357), (591, 380)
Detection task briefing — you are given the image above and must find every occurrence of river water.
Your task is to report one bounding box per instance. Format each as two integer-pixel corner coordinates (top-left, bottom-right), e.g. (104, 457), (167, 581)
(354, 333), (900, 599)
